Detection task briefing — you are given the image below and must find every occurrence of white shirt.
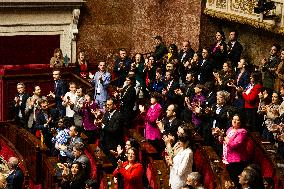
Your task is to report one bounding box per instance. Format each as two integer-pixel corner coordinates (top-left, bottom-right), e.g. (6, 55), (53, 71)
(169, 147), (193, 189)
(63, 92), (77, 117)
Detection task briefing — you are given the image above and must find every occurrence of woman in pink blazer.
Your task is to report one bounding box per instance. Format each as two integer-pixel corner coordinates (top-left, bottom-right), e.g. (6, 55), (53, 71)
(214, 114), (248, 187)
(145, 93), (163, 140)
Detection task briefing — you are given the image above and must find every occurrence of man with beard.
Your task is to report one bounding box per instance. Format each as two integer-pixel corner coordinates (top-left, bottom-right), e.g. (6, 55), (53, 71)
(25, 85), (45, 133)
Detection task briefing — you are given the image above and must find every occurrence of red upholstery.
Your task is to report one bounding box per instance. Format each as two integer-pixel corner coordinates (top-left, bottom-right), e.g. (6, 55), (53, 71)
(84, 148), (97, 180)
(246, 137), (255, 161)
(0, 137), (32, 189)
(193, 148), (216, 189)
(146, 161), (158, 189)
(253, 147), (274, 177)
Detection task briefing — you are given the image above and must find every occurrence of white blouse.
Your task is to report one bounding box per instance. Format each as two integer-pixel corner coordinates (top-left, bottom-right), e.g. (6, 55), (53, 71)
(169, 147), (193, 189)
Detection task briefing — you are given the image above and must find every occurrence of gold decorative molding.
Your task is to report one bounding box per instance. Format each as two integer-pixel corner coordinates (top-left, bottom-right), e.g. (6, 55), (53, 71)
(204, 8), (284, 35)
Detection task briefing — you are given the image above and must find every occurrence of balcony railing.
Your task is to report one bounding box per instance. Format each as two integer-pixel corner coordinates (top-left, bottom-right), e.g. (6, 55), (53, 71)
(204, 0), (284, 34)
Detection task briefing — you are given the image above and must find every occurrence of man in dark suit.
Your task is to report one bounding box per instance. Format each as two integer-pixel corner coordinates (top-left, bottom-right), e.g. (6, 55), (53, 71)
(113, 48), (132, 87)
(6, 157), (24, 189)
(152, 35), (168, 62)
(178, 41), (195, 82)
(162, 70), (180, 107)
(178, 41), (195, 64)
(49, 69), (67, 117)
(157, 104), (182, 139)
(197, 48), (213, 84)
(12, 82), (30, 128)
(99, 98), (124, 167)
(118, 75), (136, 123)
(35, 99), (55, 150)
(227, 30), (243, 69)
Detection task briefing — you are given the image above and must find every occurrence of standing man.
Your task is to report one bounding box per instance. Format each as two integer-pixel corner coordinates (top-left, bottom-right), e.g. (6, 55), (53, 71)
(113, 48), (132, 87)
(227, 30), (243, 69)
(90, 61), (111, 109)
(197, 48), (213, 84)
(49, 69), (67, 117)
(25, 85), (44, 133)
(152, 35), (168, 63)
(178, 41), (195, 64)
(13, 82), (29, 128)
(6, 157), (24, 189)
(99, 98), (124, 167)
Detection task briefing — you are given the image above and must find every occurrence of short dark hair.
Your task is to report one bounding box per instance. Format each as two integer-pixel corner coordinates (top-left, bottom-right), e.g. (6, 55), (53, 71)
(73, 142), (85, 152)
(273, 44), (281, 52)
(85, 179), (98, 188)
(71, 125), (82, 136)
(230, 30), (239, 38)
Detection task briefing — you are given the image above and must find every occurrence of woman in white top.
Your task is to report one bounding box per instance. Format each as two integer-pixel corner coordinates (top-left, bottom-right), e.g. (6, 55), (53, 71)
(165, 134), (193, 189)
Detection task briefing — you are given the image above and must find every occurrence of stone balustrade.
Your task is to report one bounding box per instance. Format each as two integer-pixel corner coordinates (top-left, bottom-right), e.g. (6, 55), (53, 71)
(204, 0), (284, 34)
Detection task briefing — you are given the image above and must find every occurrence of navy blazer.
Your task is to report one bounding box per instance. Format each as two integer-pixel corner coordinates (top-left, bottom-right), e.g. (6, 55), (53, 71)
(236, 70), (250, 89)
(54, 79), (67, 106)
(100, 110), (124, 152)
(7, 167), (24, 189)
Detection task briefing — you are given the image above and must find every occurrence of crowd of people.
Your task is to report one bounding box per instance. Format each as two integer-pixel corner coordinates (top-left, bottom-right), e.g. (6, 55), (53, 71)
(2, 30), (283, 189)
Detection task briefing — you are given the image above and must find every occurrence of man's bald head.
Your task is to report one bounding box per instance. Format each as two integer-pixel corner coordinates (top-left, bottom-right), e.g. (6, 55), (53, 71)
(8, 157), (19, 169)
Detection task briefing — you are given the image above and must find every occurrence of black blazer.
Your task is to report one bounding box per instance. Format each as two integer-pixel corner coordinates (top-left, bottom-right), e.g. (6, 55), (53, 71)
(178, 48), (195, 63)
(210, 104), (231, 129)
(13, 93), (30, 119)
(197, 59), (213, 84)
(120, 85), (136, 114)
(162, 117), (182, 138)
(227, 41), (243, 68)
(100, 110), (124, 152)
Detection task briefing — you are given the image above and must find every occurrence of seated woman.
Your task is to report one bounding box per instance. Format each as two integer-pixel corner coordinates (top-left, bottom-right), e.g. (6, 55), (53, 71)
(113, 147), (144, 189)
(165, 134), (193, 189)
(212, 114), (249, 187)
(50, 48), (64, 68)
(61, 161), (86, 189)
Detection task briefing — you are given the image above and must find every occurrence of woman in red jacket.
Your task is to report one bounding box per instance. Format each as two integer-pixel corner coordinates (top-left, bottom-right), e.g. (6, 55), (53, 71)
(242, 71), (263, 131)
(113, 147), (144, 189)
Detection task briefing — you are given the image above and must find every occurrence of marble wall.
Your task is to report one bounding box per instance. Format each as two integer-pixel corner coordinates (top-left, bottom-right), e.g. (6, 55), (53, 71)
(77, 0), (202, 69)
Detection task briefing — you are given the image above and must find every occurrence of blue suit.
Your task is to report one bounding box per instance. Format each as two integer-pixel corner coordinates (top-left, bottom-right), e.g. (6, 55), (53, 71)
(54, 79), (67, 116)
(6, 167), (24, 189)
(91, 71), (111, 109)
